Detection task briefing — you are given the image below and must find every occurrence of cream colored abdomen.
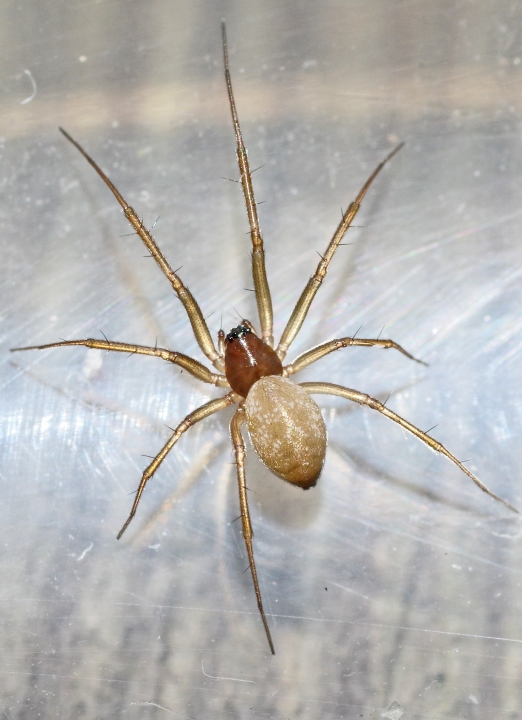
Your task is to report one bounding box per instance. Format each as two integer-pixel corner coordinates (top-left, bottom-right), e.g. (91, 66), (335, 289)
(244, 376), (327, 488)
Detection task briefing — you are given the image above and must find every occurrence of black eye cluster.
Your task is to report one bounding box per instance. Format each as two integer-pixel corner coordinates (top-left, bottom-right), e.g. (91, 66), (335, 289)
(226, 325), (251, 342)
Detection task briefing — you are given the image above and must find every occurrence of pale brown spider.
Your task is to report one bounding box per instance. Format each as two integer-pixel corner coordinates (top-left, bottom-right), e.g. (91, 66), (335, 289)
(12, 24), (517, 655)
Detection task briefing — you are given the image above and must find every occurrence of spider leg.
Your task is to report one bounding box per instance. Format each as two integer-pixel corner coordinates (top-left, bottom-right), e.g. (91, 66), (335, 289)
(11, 338), (229, 388)
(230, 406), (275, 654)
(58, 127), (224, 373)
(301, 381), (518, 514)
(276, 143), (404, 361)
(117, 392), (237, 539)
(285, 336), (427, 376)
(222, 23), (274, 347)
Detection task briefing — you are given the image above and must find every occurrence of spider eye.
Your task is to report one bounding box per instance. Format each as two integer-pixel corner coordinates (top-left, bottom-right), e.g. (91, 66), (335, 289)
(226, 324), (251, 342)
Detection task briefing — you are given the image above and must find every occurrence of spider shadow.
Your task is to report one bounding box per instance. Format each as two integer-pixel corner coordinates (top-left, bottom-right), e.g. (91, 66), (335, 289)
(300, 146), (407, 351)
(331, 441), (502, 520)
(241, 441), (324, 529)
(124, 436), (230, 546)
(324, 392), (511, 520)
(128, 416), (324, 543)
(9, 351), (174, 437)
(61, 138), (178, 350)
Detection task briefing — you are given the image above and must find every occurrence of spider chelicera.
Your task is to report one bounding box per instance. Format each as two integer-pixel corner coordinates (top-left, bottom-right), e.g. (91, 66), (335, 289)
(12, 24), (517, 654)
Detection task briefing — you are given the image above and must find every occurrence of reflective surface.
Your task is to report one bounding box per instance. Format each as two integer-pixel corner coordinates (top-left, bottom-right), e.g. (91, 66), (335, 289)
(2, 1), (522, 717)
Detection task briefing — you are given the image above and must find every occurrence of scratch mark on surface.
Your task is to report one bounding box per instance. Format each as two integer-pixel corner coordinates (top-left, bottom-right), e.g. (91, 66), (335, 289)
(129, 701), (193, 718)
(201, 659), (257, 683)
(335, 512), (522, 576)
(67, 598), (522, 646)
(76, 542), (93, 562)
(20, 70), (37, 105)
(273, 612), (522, 644)
(331, 581), (370, 601)
(367, 209), (522, 272)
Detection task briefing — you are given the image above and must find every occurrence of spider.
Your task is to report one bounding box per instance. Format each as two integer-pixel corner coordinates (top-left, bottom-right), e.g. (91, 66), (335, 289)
(12, 24), (517, 655)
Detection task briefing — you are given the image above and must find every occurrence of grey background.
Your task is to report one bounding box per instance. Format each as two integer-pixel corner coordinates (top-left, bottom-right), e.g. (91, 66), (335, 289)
(2, 0), (522, 718)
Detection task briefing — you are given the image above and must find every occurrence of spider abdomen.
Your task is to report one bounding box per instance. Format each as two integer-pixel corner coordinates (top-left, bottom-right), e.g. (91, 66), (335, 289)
(245, 376), (327, 489)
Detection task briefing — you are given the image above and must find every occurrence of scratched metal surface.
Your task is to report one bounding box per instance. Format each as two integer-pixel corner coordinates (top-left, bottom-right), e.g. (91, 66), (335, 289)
(2, 1), (522, 718)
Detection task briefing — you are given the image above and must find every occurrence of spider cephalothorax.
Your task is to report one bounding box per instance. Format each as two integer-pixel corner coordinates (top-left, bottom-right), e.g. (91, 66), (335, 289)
(224, 323), (283, 396)
(12, 23), (517, 655)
